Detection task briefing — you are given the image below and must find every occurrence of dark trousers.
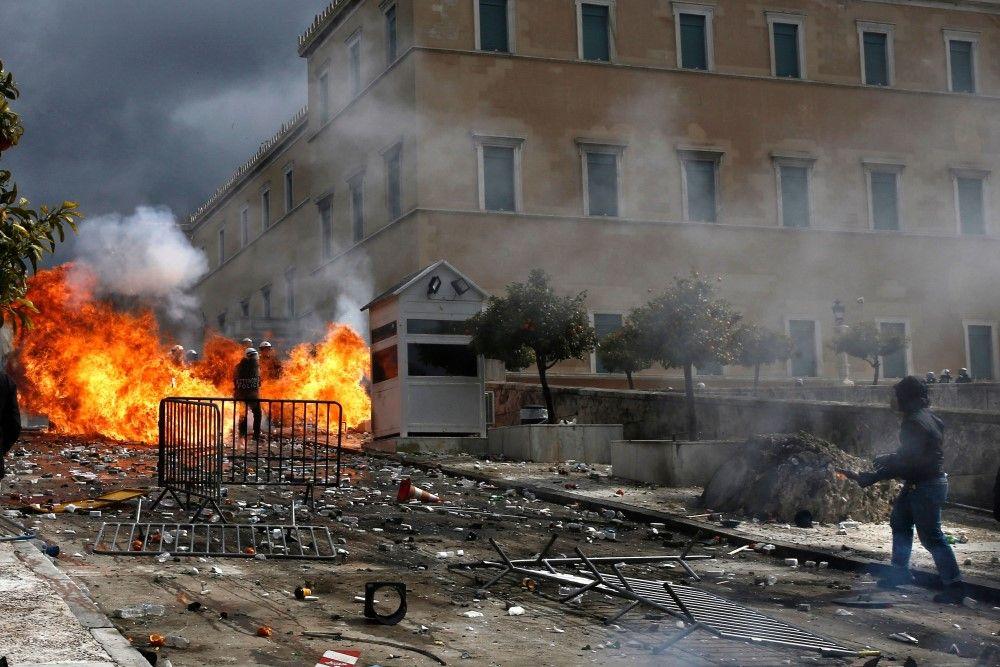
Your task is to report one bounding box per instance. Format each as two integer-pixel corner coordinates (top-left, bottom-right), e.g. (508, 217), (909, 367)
(889, 477), (962, 586)
(239, 400), (261, 440)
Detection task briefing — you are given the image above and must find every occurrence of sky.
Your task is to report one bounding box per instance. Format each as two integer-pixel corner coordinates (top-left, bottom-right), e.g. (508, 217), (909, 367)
(2, 0), (329, 231)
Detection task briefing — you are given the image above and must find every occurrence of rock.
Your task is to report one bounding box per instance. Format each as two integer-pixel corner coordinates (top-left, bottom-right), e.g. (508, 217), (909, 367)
(507, 606), (525, 616)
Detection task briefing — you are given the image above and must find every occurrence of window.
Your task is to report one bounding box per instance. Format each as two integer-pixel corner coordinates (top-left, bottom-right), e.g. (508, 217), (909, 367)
(385, 144), (402, 220)
(407, 319), (469, 335)
(284, 164), (294, 213)
(347, 32), (362, 98)
(878, 321), (909, 379)
(319, 197), (333, 259)
(240, 205), (249, 247)
(945, 31), (977, 94)
(767, 13), (804, 79)
(260, 188), (270, 231)
(673, 3), (714, 71)
(318, 71), (330, 121)
(965, 321), (996, 380)
(261, 285), (271, 319)
(583, 148), (621, 217)
(858, 22), (893, 86)
(217, 227), (225, 265)
(953, 169), (988, 236)
(578, 2), (612, 62)
(371, 321), (398, 343)
(864, 163), (902, 231)
(240, 299), (250, 318)
(679, 149), (722, 222)
(593, 313), (623, 373)
(476, 136), (523, 213)
(773, 156), (813, 228)
(385, 3), (397, 64)
(477, 0), (510, 53)
(217, 311), (227, 332)
(372, 345), (399, 383)
(407, 343), (478, 377)
(284, 268), (295, 318)
(787, 318), (819, 377)
(349, 174), (365, 242)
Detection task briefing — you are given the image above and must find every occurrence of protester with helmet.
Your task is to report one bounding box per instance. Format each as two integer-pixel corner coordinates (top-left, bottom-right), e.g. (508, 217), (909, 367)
(259, 340), (282, 381)
(234, 348), (262, 442)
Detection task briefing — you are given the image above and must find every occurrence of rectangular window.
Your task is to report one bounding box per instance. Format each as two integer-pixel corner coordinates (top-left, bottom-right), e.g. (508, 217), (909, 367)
(862, 31), (889, 86)
(372, 345), (399, 383)
(586, 151), (619, 217)
(483, 146), (516, 211)
(318, 71), (330, 121)
(869, 171), (900, 231)
(385, 145), (402, 220)
(348, 34), (362, 97)
(679, 13), (707, 70)
(772, 22), (800, 78)
(788, 319), (818, 377)
(957, 176), (985, 235)
(967, 323), (994, 380)
(240, 299), (250, 318)
(284, 166), (294, 213)
(385, 4), (397, 63)
(240, 206), (249, 246)
(407, 319), (469, 335)
(478, 0), (509, 53)
(593, 313), (623, 373)
(218, 227), (225, 265)
(260, 189), (270, 230)
(217, 311), (227, 332)
(880, 321), (908, 378)
(349, 175), (365, 242)
(371, 321), (398, 343)
(261, 286), (271, 319)
(319, 197), (333, 259)
(684, 159), (717, 222)
(948, 39), (975, 93)
(284, 268), (295, 318)
(779, 165), (809, 228)
(580, 3), (611, 62)
(407, 343), (478, 377)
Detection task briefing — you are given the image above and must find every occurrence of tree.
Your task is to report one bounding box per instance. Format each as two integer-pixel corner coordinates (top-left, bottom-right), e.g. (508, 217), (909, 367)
(832, 320), (907, 386)
(0, 60), (80, 329)
(597, 320), (651, 389)
(469, 269), (596, 424)
(632, 274), (742, 439)
(737, 325), (793, 390)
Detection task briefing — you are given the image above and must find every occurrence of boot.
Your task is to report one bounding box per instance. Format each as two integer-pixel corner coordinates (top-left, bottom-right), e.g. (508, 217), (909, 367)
(932, 582), (965, 605)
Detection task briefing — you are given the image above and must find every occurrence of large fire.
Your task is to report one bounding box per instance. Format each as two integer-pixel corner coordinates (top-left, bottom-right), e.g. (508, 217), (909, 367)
(12, 265), (371, 443)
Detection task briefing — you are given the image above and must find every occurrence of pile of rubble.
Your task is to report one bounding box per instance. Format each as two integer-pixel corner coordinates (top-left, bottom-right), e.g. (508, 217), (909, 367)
(701, 433), (898, 523)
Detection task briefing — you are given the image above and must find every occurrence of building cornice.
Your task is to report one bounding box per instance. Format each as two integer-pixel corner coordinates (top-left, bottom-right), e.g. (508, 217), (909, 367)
(298, 0), (363, 57)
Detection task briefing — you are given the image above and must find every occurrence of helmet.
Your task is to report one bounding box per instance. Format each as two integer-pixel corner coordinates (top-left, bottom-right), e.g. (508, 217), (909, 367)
(960, 367), (969, 373)
(941, 369), (950, 375)
(245, 347), (259, 357)
(241, 337), (253, 346)
(171, 344), (184, 352)
(926, 371), (936, 378)
(260, 341), (272, 348)
(186, 350), (199, 358)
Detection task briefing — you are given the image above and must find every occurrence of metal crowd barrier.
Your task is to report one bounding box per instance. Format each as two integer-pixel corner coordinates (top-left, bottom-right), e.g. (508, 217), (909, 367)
(151, 397), (344, 520)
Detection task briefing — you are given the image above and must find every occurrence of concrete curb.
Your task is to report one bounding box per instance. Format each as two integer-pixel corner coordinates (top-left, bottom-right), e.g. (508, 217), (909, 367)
(385, 453), (1000, 604)
(12, 542), (149, 667)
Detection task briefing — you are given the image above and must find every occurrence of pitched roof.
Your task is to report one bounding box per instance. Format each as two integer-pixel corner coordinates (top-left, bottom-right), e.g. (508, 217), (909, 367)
(360, 260), (487, 311)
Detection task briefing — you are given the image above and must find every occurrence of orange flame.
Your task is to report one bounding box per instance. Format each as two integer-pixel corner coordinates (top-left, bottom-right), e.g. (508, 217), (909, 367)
(12, 265), (371, 443)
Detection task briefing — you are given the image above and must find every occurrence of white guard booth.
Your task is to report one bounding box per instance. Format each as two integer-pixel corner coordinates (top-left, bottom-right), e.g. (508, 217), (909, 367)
(361, 260), (487, 440)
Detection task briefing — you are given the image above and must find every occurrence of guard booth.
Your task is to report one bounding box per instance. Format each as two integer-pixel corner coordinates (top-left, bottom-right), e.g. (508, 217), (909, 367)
(361, 260), (487, 441)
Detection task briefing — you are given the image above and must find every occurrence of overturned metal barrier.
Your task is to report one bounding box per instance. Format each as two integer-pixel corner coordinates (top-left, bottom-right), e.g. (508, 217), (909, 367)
(453, 535), (870, 659)
(152, 397), (344, 520)
(93, 521), (340, 560)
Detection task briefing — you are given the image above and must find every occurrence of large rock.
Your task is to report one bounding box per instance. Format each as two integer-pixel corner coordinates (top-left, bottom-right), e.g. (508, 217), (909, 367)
(701, 432), (898, 523)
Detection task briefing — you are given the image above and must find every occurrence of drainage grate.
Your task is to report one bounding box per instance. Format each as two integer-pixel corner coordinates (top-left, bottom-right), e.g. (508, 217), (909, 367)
(93, 522), (340, 560)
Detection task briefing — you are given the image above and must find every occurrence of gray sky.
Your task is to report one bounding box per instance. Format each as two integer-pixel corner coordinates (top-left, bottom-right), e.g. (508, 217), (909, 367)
(3, 0), (328, 228)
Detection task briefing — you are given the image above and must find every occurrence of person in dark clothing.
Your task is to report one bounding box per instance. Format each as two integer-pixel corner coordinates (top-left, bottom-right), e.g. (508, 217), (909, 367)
(0, 371), (21, 481)
(924, 371), (936, 384)
(955, 368), (972, 384)
(852, 375), (964, 603)
(939, 369), (952, 384)
(234, 348), (262, 442)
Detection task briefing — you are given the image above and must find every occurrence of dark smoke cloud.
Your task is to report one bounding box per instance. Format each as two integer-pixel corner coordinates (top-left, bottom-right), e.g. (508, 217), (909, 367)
(1, 0), (329, 262)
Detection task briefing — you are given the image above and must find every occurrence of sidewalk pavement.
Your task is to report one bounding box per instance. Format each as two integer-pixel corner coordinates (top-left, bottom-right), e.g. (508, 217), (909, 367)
(0, 541), (147, 667)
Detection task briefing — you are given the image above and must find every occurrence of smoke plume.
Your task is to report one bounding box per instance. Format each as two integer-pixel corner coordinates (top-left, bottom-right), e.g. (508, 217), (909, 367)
(70, 206), (208, 321)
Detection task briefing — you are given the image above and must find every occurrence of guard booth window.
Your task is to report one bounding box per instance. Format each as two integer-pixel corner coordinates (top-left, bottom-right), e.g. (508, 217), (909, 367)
(373, 345), (399, 383)
(679, 14), (707, 70)
(407, 319), (468, 335)
(967, 324), (993, 380)
(772, 22), (800, 78)
(581, 3), (610, 62)
(788, 319), (818, 377)
(479, 0), (509, 53)
(408, 343), (478, 377)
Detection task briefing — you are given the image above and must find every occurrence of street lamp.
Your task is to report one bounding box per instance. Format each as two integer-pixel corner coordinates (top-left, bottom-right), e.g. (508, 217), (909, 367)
(832, 299), (853, 385)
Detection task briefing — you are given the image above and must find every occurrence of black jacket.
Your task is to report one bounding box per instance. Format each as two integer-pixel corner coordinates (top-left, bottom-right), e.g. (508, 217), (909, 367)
(0, 372), (22, 479)
(233, 358), (261, 400)
(875, 407), (945, 483)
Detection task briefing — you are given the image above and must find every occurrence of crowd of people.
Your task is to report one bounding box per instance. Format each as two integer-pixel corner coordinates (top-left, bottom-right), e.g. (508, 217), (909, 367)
(924, 368), (973, 384)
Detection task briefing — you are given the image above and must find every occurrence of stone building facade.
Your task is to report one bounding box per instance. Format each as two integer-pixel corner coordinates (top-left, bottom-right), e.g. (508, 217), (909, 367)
(186, 0), (1000, 386)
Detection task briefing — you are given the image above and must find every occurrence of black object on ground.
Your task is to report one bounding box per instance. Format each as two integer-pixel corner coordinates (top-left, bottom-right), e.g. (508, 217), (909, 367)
(794, 509), (814, 528)
(364, 581), (407, 625)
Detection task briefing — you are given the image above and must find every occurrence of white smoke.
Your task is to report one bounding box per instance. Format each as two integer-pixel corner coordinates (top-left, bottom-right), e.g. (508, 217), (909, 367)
(70, 206), (208, 321)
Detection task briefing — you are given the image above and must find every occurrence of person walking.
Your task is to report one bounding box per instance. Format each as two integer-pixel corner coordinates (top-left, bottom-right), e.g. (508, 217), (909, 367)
(234, 348), (262, 442)
(0, 370), (21, 483)
(850, 375), (964, 603)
